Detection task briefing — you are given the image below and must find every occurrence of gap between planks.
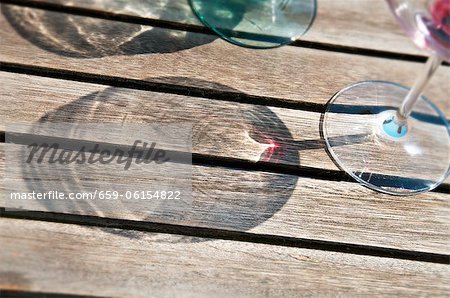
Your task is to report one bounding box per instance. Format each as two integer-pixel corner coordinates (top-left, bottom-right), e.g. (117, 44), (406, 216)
(0, 217), (449, 297)
(0, 5), (449, 115)
(1, 209), (449, 264)
(4, 0), (447, 61)
(1, 71), (449, 187)
(1, 141), (450, 255)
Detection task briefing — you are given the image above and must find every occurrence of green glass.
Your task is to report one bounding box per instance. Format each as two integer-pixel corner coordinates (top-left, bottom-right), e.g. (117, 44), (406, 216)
(189, 0), (317, 48)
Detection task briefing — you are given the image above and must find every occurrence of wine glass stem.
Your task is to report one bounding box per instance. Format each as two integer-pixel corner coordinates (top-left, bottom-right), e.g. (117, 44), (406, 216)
(395, 55), (442, 124)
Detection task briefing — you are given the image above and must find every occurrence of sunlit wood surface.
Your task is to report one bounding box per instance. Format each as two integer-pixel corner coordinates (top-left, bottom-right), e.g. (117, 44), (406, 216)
(0, 0), (449, 297)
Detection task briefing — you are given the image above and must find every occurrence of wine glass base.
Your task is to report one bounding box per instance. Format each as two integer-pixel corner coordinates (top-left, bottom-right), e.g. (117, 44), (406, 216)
(323, 81), (450, 195)
(188, 0), (317, 48)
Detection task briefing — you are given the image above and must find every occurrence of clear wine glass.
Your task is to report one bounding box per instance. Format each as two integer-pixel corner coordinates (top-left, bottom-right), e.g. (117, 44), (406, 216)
(323, 0), (450, 195)
(188, 0), (317, 48)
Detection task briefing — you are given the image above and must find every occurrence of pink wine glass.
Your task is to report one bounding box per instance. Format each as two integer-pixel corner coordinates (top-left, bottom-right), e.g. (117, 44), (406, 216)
(323, 0), (449, 195)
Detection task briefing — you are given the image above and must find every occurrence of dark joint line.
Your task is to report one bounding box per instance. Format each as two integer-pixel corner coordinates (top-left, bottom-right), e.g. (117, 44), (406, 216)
(1, 62), (449, 126)
(1, 0), (449, 65)
(2, 131), (449, 194)
(0, 290), (106, 298)
(1, 208), (449, 264)
(0, 62), (325, 113)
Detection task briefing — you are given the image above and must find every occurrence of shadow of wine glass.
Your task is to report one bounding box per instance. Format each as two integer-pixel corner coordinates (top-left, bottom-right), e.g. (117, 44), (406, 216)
(15, 78), (302, 241)
(1, 0), (219, 58)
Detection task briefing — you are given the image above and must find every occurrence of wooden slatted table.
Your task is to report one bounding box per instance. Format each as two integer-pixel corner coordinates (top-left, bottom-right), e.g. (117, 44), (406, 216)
(0, 0), (449, 297)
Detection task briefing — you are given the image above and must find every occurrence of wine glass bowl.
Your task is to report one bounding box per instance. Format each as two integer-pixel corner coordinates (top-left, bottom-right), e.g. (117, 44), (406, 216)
(387, 0), (450, 60)
(188, 0), (317, 48)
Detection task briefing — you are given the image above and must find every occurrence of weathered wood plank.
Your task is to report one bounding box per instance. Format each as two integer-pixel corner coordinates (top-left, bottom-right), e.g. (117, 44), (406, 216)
(1, 5), (449, 115)
(0, 71), (340, 173)
(1, 142), (449, 254)
(33, 0), (423, 55)
(0, 3), (449, 257)
(0, 218), (449, 297)
(1, 71), (449, 185)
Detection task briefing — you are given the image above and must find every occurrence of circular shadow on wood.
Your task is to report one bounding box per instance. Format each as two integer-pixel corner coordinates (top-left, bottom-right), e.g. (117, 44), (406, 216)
(19, 78), (299, 241)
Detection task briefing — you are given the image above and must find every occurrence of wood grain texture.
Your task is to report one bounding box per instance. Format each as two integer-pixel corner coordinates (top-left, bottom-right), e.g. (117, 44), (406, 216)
(34, 0), (423, 55)
(1, 72), (449, 185)
(0, 218), (449, 297)
(0, 5), (449, 116)
(0, 71), (364, 172)
(0, 2), (449, 296)
(2, 142), (449, 254)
